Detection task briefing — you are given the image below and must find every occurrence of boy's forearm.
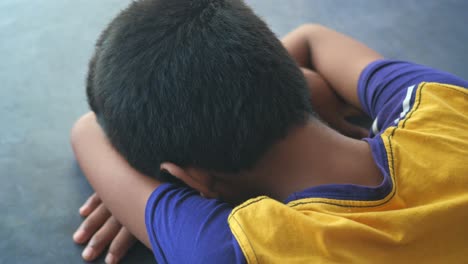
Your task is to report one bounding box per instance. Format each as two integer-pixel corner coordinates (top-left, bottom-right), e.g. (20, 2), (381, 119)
(71, 112), (160, 248)
(281, 29), (312, 69)
(282, 24), (383, 110)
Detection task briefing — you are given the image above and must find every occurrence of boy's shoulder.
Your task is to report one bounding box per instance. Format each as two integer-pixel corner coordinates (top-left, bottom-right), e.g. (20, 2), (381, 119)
(357, 59), (468, 136)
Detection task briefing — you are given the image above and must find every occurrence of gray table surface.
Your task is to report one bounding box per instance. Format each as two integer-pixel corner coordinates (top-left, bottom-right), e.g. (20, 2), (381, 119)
(1, 0), (467, 263)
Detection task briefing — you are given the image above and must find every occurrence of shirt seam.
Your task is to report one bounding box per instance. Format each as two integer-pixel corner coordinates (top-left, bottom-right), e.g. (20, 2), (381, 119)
(230, 215), (260, 264)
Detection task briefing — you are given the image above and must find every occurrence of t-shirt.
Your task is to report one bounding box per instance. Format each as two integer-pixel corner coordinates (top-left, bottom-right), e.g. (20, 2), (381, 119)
(145, 59), (468, 263)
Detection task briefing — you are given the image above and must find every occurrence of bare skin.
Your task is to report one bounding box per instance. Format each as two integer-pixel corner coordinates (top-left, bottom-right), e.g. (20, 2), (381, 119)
(300, 68), (369, 139)
(73, 193), (136, 263)
(71, 24), (384, 262)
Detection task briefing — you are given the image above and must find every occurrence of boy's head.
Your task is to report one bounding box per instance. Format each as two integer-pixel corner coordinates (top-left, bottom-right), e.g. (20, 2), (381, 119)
(87, 0), (314, 203)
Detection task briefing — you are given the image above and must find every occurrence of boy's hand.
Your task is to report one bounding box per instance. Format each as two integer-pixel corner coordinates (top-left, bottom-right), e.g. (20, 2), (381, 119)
(73, 193), (137, 264)
(301, 68), (368, 139)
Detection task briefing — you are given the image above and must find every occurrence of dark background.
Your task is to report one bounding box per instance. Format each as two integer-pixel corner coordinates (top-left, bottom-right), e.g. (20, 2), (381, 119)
(1, 0), (467, 263)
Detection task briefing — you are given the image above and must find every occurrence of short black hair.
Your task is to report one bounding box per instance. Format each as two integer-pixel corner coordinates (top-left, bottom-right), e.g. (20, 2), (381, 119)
(86, 0), (314, 178)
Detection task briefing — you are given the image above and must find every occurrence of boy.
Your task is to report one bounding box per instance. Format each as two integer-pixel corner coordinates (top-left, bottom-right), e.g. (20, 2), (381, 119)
(71, 0), (468, 263)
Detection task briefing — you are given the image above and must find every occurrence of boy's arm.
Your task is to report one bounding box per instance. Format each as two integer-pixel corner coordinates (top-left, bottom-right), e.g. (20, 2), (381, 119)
(300, 67), (368, 138)
(282, 24), (383, 110)
(71, 112), (241, 263)
(71, 112), (158, 248)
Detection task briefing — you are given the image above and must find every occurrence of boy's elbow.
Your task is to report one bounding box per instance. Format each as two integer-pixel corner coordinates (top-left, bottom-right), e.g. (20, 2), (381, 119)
(297, 23), (327, 34)
(300, 23), (321, 28)
(70, 112), (96, 153)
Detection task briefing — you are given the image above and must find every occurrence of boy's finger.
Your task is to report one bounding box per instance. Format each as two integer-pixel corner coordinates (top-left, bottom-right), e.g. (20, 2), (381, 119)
(106, 228), (137, 264)
(79, 193), (101, 216)
(73, 204), (111, 244)
(82, 216), (122, 262)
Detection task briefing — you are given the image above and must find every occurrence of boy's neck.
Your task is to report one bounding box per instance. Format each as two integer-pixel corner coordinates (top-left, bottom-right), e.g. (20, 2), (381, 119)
(251, 119), (383, 201)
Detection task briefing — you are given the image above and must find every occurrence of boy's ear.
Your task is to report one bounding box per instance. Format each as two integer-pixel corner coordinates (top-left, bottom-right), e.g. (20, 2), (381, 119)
(160, 162), (218, 198)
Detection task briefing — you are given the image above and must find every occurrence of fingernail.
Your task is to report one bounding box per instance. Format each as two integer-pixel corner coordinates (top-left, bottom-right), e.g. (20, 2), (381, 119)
(105, 253), (117, 264)
(79, 206), (89, 215)
(82, 247), (95, 260)
(73, 230), (85, 242)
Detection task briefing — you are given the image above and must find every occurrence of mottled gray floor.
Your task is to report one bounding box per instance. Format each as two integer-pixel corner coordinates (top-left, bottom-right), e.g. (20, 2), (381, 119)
(0, 0), (467, 263)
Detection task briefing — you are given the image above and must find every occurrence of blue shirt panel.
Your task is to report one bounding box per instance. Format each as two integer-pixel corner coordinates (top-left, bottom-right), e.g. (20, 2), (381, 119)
(145, 183), (246, 264)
